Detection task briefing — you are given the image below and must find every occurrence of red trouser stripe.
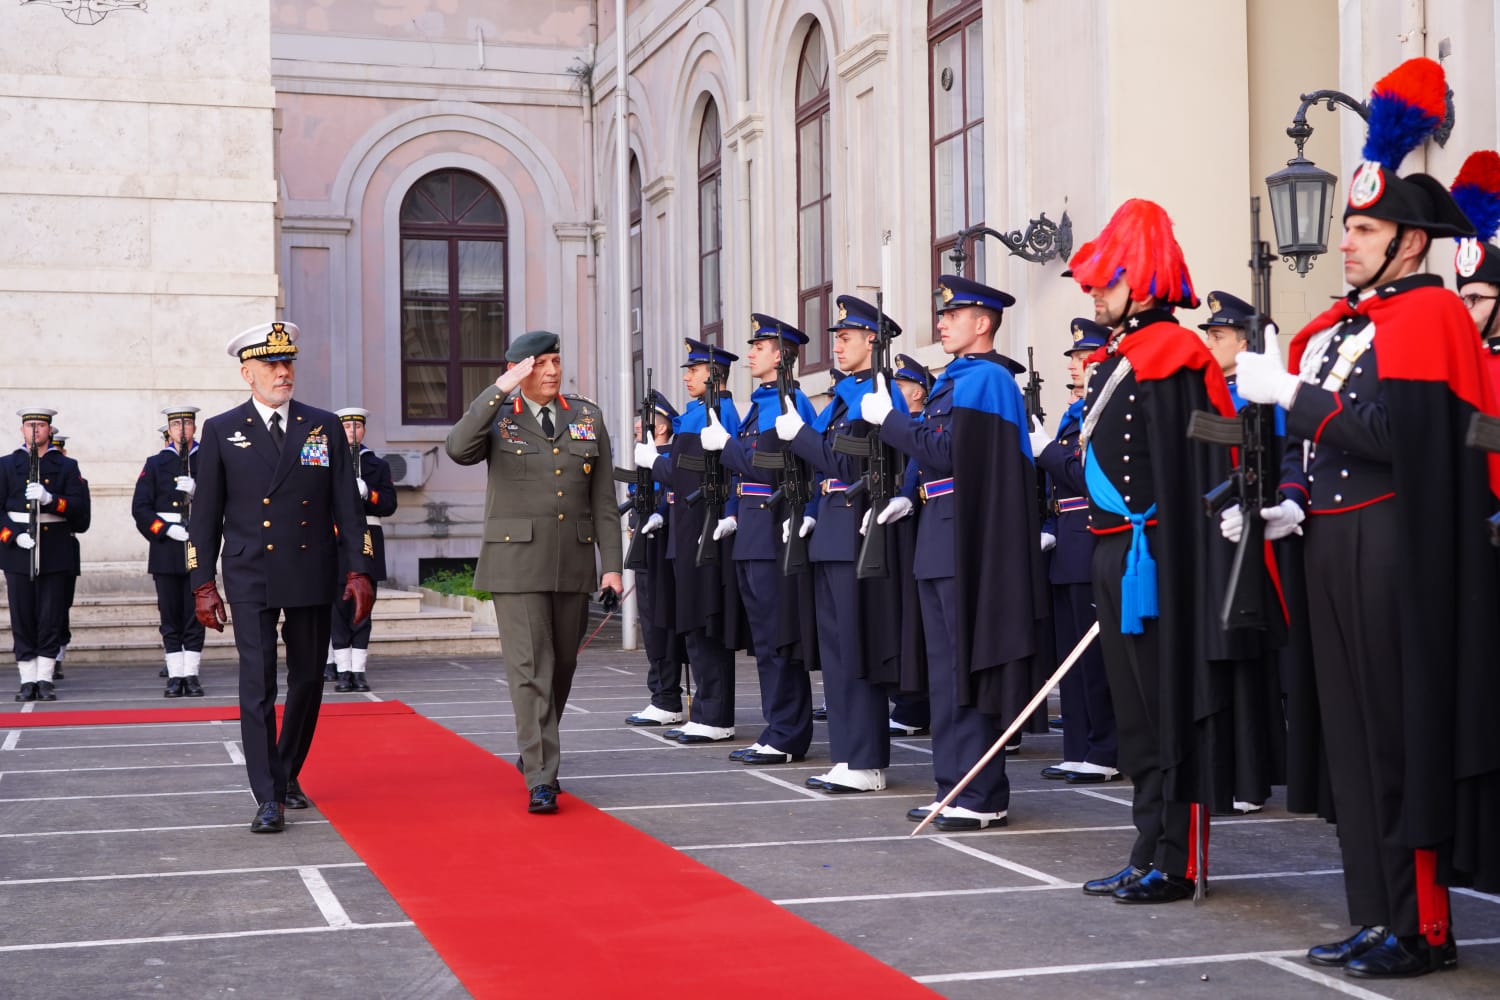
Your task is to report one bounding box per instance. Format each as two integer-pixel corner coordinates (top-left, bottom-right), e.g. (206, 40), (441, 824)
(1414, 848), (1451, 946)
(1183, 804), (1210, 882)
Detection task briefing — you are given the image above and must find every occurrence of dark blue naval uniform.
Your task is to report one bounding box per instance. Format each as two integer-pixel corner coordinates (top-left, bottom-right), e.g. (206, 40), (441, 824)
(788, 371), (909, 769)
(190, 398), (372, 806)
(634, 455), (687, 714)
(131, 444), (205, 656)
(332, 446), (398, 650)
(720, 384), (820, 756)
(1035, 397), (1117, 769)
(1, 447), (90, 663)
(651, 395), (744, 730)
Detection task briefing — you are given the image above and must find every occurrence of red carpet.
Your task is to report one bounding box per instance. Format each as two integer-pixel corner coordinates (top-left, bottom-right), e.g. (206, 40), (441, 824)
(301, 701), (937, 999)
(0, 702), (374, 729)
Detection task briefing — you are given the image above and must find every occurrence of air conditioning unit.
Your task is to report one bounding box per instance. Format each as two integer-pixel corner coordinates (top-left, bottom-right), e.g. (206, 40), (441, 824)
(379, 449), (432, 488)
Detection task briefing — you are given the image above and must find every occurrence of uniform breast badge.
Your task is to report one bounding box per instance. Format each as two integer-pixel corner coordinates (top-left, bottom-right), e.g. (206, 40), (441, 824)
(300, 432), (330, 467)
(498, 417), (525, 444)
(227, 430), (252, 448)
(568, 415), (597, 441)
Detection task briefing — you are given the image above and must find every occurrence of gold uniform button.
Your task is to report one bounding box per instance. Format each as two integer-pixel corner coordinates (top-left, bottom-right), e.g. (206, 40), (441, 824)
(263, 498), (271, 506)
(515, 448), (523, 454)
(557, 490), (564, 497)
(265, 544), (274, 551)
(262, 520), (271, 528)
(557, 513), (565, 521)
(554, 468), (562, 476)
(171, 501), (179, 508)
(301, 520), (309, 527)
(504, 535), (511, 542)
(553, 447), (561, 455)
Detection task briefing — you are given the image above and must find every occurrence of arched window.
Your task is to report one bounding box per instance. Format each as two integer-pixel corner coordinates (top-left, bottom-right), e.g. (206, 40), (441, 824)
(796, 23), (832, 370)
(399, 169), (508, 424)
(698, 99), (723, 347)
(629, 154), (645, 399)
(929, 0), (984, 311)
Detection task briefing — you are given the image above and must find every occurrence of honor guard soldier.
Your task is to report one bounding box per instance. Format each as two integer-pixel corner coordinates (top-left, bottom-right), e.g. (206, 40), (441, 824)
(190, 321), (375, 833)
(624, 390), (691, 727)
(48, 428), (74, 681)
(132, 405), (206, 696)
(330, 407), (397, 692)
(777, 297), (911, 792)
(1032, 320), (1119, 784)
(446, 330), (623, 814)
(1450, 150), (1500, 385)
(1229, 60), (1500, 975)
(884, 353), (933, 738)
(635, 339), (747, 745)
(861, 276), (1046, 830)
(2, 407), (90, 701)
(1068, 198), (1268, 903)
(703, 314), (821, 766)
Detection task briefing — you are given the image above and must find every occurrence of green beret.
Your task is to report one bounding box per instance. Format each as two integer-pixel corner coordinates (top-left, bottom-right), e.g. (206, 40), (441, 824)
(505, 330), (561, 362)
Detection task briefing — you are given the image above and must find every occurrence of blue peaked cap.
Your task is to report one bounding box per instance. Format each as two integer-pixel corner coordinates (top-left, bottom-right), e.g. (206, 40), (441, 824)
(748, 313), (809, 345)
(647, 389), (678, 421)
(934, 274), (1017, 314)
(1196, 291), (1255, 332)
(892, 353), (932, 390)
(681, 337), (739, 368)
(829, 295), (902, 336)
(1067, 318), (1110, 354)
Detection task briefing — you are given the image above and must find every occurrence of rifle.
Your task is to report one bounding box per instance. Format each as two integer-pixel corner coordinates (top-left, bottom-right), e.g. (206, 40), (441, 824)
(1465, 412), (1500, 545)
(752, 342), (812, 576)
(612, 368), (657, 571)
(26, 437), (41, 581)
(682, 365), (728, 567)
(833, 289), (901, 579)
(1023, 346), (1049, 520)
(1185, 196), (1280, 630)
(179, 426), (194, 565)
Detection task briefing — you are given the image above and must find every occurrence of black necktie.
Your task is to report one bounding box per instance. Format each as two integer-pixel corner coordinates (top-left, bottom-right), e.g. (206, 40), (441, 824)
(269, 411), (285, 450)
(539, 405), (555, 438)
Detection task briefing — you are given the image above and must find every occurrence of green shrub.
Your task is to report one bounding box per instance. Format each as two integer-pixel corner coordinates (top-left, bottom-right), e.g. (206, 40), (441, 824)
(420, 566), (491, 601)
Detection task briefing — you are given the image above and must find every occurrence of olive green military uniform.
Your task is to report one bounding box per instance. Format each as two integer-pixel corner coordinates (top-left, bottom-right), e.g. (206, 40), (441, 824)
(446, 386), (622, 788)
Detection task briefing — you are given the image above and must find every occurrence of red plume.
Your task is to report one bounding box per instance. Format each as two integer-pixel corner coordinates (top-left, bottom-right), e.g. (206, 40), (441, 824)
(1068, 199), (1197, 309)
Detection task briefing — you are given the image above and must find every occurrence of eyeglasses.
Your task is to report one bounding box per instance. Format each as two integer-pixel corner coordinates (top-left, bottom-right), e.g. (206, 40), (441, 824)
(1461, 293), (1499, 310)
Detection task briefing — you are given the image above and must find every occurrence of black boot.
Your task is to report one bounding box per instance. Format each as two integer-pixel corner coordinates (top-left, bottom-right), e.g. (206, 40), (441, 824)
(184, 675), (204, 697)
(15, 682), (38, 702)
(35, 680), (56, 701)
(351, 672), (370, 692)
(164, 677), (185, 698)
(335, 672), (355, 692)
(323, 662), (337, 682)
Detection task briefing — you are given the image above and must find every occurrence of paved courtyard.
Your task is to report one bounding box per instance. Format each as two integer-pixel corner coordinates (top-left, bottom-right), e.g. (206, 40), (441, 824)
(3, 638), (1498, 999)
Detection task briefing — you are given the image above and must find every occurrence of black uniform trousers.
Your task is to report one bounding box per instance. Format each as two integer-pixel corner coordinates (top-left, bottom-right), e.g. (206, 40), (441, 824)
(683, 628), (735, 728)
(1053, 581), (1117, 766)
(1303, 503), (1418, 935)
(232, 602), (330, 806)
(154, 573), (205, 653)
(735, 559), (812, 755)
(814, 561), (890, 769)
(61, 574), (76, 648)
(1092, 531), (1193, 876)
(331, 579), (378, 650)
(918, 575), (1009, 813)
(5, 572), (69, 661)
(636, 569), (684, 712)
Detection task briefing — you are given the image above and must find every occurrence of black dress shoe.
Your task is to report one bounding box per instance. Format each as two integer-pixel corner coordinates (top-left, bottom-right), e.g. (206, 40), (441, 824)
(527, 784), (559, 814)
(1113, 868), (1195, 904)
(284, 780), (310, 810)
(164, 677), (185, 698)
(35, 680), (56, 701)
(741, 750), (805, 765)
(805, 775), (830, 789)
(1307, 925), (1388, 967)
(184, 675), (204, 697)
(15, 682), (37, 702)
(351, 673), (370, 692)
(728, 747), (755, 761)
(1083, 863), (1149, 896)
(335, 672), (354, 692)
(323, 663), (337, 682)
(812, 705), (828, 721)
(1345, 933), (1457, 978)
(250, 801), (285, 833)
(1065, 769), (1122, 784)
(1040, 765), (1074, 780)
(663, 728), (685, 741)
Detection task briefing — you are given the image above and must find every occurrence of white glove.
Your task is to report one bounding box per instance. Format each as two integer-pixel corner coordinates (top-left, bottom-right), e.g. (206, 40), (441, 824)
(1220, 504), (1245, 543)
(877, 495), (914, 525)
(781, 516), (816, 543)
(15, 532), (34, 550)
(712, 515), (737, 540)
(174, 476), (196, 498)
(356, 477), (369, 499)
(860, 375), (894, 426)
(494, 355), (536, 395)
(1233, 325), (1298, 408)
(1029, 417), (1052, 458)
(166, 524), (190, 542)
(1040, 531), (1057, 552)
(640, 512), (664, 536)
(1261, 498), (1306, 540)
(25, 482), (52, 505)
(699, 410), (730, 452)
(634, 442), (660, 470)
(774, 396), (805, 441)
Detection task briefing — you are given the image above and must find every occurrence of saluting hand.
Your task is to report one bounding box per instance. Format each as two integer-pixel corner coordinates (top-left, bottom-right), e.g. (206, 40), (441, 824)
(774, 395), (805, 441)
(700, 410), (730, 452)
(494, 355), (536, 396)
(860, 375), (894, 426)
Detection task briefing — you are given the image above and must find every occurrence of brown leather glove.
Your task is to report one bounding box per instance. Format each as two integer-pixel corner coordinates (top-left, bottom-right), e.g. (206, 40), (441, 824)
(344, 572), (375, 626)
(194, 581), (227, 632)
